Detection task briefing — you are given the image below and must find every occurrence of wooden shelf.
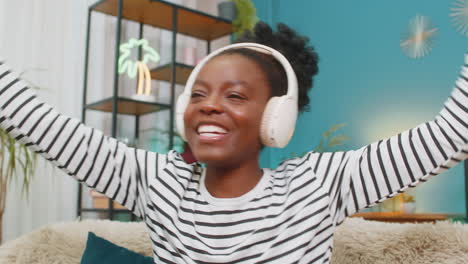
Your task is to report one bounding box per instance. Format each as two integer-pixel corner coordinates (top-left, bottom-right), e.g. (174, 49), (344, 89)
(151, 63), (194, 85)
(92, 0), (232, 40)
(86, 97), (170, 115)
(81, 208), (130, 213)
(351, 212), (448, 223)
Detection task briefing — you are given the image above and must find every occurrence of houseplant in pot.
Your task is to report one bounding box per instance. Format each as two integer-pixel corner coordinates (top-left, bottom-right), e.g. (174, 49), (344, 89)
(218, 0), (259, 37)
(0, 71), (42, 244)
(0, 118), (37, 245)
(401, 193), (416, 214)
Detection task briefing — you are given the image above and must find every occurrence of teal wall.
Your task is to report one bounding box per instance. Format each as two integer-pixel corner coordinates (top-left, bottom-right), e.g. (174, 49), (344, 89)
(255, 0), (466, 214)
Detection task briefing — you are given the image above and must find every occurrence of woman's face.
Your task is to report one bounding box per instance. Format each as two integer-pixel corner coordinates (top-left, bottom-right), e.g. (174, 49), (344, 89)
(183, 54), (271, 168)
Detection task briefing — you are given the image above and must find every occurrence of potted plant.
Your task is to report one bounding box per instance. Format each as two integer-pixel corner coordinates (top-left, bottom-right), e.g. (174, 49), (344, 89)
(0, 70), (47, 244)
(218, 0), (259, 37)
(401, 193), (416, 214)
(285, 123), (349, 160)
(314, 123), (349, 153)
(0, 129), (38, 244)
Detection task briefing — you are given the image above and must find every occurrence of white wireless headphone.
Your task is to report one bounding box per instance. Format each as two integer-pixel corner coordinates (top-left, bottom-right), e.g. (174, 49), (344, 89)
(176, 42), (298, 148)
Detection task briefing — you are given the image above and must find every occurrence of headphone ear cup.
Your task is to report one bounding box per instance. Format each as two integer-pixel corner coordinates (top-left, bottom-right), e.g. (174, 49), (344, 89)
(260, 96), (297, 148)
(176, 93), (191, 141)
(260, 97), (280, 147)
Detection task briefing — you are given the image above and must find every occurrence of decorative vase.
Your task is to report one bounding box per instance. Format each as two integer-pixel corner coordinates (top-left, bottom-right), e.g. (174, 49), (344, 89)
(218, 1), (237, 20)
(183, 47), (197, 65)
(402, 202), (416, 214)
(131, 93), (156, 102)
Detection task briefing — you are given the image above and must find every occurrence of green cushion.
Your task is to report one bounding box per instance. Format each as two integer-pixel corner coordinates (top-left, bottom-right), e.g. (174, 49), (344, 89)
(80, 232), (154, 264)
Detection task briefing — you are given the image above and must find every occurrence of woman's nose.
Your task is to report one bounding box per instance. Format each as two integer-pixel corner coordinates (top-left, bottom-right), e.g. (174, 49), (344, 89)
(199, 96), (223, 114)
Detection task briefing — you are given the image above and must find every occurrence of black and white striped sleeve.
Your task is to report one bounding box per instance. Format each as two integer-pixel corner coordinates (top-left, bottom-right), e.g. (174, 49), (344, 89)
(310, 54), (468, 225)
(0, 60), (153, 218)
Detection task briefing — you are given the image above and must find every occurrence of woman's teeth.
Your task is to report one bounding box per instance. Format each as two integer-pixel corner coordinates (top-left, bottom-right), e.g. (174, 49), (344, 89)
(197, 125), (228, 134)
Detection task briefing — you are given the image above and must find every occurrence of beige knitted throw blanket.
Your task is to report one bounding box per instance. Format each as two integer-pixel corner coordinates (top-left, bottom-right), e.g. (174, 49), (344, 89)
(0, 218), (467, 263)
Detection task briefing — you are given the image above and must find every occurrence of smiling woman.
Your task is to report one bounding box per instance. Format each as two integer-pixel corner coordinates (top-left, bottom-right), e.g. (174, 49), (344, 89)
(185, 54), (270, 169)
(0, 21), (467, 263)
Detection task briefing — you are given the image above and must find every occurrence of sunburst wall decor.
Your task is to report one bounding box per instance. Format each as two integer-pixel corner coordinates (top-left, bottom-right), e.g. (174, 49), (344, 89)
(450, 0), (468, 36)
(400, 14), (438, 59)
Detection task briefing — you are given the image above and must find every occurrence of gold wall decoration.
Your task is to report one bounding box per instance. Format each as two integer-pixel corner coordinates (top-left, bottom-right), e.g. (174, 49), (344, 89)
(450, 0), (468, 36)
(400, 14), (437, 59)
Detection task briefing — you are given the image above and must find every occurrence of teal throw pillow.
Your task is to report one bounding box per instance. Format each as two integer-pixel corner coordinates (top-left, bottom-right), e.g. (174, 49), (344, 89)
(80, 232), (153, 264)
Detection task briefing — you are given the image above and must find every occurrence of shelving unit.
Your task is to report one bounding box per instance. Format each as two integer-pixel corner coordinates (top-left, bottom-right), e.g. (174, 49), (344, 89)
(79, 0), (232, 221)
(86, 97), (171, 115)
(150, 62), (194, 85)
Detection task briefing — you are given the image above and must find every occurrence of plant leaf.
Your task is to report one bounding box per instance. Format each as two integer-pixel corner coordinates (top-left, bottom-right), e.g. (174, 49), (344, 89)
(0, 127), (38, 199)
(232, 0), (259, 37)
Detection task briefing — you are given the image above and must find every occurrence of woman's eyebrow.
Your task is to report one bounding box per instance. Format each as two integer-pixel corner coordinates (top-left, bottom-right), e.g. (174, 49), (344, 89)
(227, 80), (250, 89)
(194, 79), (251, 89)
(194, 79), (209, 88)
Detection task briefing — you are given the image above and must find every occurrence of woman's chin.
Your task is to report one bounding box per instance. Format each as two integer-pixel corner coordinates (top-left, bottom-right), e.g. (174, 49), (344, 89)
(195, 152), (228, 164)
(193, 149), (237, 167)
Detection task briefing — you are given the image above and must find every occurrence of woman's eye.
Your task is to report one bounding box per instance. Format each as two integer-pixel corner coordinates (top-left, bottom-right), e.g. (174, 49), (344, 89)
(191, 92), (203, 98)
(227, 94), (244, 100)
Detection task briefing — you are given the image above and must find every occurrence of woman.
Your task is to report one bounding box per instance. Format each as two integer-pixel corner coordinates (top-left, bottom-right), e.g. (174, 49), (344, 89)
(0, 22), (466, 263)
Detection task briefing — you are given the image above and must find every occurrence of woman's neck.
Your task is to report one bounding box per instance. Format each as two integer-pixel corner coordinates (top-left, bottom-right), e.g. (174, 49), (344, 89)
(204, 159), (263, 198)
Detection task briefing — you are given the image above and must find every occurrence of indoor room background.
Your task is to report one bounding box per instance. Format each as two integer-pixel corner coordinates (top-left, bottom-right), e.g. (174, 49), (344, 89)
(255, 0), (466, 216)
(0, 0), (223, 243)
(0, 0), (466, 243)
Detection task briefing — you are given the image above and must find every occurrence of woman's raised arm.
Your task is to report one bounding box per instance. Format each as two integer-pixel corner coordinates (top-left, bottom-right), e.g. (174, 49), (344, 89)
(305, 54), (468, 225)
(0, 60), (162, 218)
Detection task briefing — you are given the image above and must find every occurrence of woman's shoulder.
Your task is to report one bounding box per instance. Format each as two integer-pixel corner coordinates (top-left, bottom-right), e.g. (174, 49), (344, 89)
(270, 150), (353, 177)
(270, 151), (315, 176)
(164, 149), (202, 174)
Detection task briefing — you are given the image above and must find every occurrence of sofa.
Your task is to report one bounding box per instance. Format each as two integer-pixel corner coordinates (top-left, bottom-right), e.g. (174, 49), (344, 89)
(1, 217), (467, 264)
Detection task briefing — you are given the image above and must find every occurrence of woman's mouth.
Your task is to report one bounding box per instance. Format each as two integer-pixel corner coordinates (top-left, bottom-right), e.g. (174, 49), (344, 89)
(196, 124), (229, 143)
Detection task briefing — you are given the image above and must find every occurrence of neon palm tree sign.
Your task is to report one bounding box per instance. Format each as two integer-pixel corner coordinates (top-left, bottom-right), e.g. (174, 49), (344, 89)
(119, 38), (160, 101)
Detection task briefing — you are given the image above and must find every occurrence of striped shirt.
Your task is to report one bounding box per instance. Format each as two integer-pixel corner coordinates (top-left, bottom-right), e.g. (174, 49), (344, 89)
(0, 56), (467, 264)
